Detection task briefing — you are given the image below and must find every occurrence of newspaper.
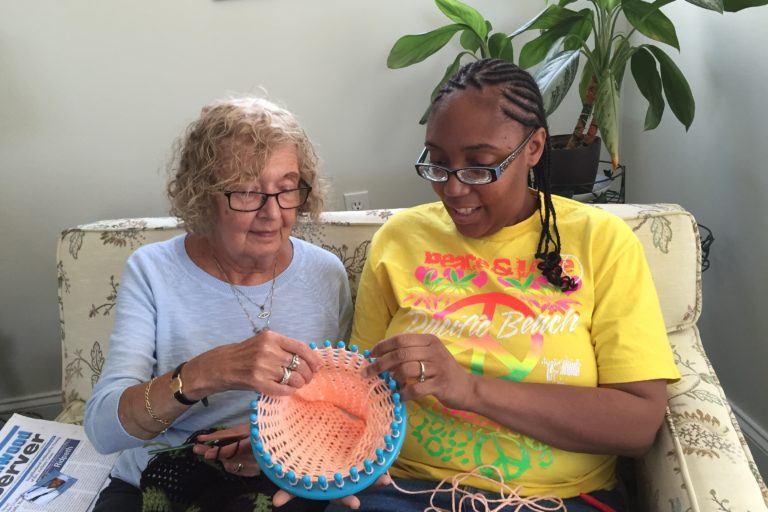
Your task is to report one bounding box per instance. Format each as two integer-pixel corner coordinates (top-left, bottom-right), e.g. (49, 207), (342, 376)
(0, 414), (118, 512)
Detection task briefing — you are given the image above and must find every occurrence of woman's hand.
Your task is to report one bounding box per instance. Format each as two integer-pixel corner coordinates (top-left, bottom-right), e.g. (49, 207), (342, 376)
(361, 334), (474, 410)
(193, 424), (261, 477)
(273, 474), (392, 510)
(184, 330), (323, 398)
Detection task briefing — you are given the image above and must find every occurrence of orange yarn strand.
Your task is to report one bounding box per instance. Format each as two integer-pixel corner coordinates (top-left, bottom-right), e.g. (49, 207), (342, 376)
(388, 465), (567, 512)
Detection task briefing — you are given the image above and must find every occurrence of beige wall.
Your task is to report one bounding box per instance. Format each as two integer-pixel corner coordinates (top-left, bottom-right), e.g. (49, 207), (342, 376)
(621, 5), (768, 471)
(0, 1), (584, 402)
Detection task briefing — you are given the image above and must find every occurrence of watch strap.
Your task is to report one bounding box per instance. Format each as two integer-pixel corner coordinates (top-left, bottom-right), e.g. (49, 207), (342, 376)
(171, 362), (208, 406)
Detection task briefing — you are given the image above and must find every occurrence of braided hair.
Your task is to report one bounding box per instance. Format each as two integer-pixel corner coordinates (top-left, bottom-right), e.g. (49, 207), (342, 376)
(431, 58), (577, 292)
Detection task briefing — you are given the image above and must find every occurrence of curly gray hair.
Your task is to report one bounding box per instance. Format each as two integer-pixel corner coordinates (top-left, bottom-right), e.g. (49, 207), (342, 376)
(167, 96), (326, 234)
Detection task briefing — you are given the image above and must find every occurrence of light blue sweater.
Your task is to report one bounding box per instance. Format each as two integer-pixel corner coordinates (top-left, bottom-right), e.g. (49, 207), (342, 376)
(84, 234), (353, 487)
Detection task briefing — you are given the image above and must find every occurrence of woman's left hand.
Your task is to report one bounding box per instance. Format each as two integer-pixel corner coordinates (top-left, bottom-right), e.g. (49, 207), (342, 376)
(361, 334), (474, 410)
(193, 425), (261, 477)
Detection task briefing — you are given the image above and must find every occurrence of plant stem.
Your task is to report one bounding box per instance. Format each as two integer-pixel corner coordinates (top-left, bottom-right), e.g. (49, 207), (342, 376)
(567, 75), (598, 148)
(584, 117), (600, 145)
(480, 40), (490, 59)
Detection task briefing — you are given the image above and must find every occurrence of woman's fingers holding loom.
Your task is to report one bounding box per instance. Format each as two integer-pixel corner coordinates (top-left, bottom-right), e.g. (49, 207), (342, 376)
(363, 335), (436, 378)
(272, 474), (392, 509)
(388, 360), (430, 385)
(278, 336), (322, 374)
(213, 330), (319, 393)
(369, 334), (434, 358)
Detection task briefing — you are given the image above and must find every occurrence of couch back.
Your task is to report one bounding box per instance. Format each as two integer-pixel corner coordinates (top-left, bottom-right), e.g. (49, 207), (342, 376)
(57, 204), (701, 408)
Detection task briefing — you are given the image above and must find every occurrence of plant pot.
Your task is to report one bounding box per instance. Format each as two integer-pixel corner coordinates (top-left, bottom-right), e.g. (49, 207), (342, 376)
(548, 135), (602, 196)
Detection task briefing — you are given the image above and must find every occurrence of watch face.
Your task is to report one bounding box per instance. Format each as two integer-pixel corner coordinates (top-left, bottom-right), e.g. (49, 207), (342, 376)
(169, 379), (182, 394)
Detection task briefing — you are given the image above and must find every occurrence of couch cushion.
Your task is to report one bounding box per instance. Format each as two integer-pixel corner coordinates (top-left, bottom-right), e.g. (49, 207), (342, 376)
(594, 204), (702, 333)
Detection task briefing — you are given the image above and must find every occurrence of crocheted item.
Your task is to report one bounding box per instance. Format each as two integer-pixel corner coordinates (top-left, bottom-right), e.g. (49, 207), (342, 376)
(250, 341), (406, 500)
(140, 429), (324, 512)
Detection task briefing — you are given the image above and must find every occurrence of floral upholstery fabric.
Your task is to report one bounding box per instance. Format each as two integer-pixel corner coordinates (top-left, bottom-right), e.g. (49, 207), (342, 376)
(56, 206), (768, 511)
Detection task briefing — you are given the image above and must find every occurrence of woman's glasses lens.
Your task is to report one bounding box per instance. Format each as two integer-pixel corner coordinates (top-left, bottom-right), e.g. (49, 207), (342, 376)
(227, 187), (310, 211)
(417, 165), (493, 185)
(457, 168), (493, 184)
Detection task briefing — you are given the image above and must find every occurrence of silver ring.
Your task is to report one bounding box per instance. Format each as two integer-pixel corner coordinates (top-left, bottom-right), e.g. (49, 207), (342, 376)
(418, 360), (426, 383)
(279, 366), (292, 385)
(234, 462), (243, 473)
(288, 353), (300, 371)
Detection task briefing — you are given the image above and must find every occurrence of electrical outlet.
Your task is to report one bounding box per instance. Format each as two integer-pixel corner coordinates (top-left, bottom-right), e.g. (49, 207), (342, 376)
(343, 191), (369, 211)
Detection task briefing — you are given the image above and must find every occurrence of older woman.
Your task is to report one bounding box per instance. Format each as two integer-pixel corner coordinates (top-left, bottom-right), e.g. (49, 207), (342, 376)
(84, 96), (352, 511)
(339, 59), (680, 511)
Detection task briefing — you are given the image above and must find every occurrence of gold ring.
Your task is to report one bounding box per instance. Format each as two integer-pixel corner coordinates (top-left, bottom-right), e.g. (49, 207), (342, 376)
(288, 353), (300, 371)
(418, 360), (426, 383)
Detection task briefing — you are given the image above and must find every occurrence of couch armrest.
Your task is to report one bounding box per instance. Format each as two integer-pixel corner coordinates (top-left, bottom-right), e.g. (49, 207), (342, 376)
(636, 326), (768, 511)
(55, 399), (85, 425)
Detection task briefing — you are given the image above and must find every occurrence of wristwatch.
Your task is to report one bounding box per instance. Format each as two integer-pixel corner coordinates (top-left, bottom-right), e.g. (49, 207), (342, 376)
(170, 362), (208, 407)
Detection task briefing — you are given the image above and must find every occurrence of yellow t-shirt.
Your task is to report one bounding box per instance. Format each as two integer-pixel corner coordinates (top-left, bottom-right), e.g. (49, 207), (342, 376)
(351, 196), (680, 498)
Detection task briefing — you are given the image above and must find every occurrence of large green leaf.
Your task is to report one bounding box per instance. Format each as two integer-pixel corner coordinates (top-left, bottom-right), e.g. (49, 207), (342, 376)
(623, 0), (680, 50)
(631, 47), (665, 129)
(387, 24), (465, 69)
(489, 32), (514, 61)
(610, 37), (636, 90)
(594, 72), (621, 167)
(529, 5), (583, 30)
(519, 15), (584, 68)
(435, 0), (488, 40)
(563, 9), (593, 50)
(460, 29), (482, 53)
(500, 39), (515, 62)
(724, 0), (768, 10)
(684, 0), (724, 13)
(534, 50), (580, 116)
(646, 44), (695, 129)
(510, 7), (552, 37)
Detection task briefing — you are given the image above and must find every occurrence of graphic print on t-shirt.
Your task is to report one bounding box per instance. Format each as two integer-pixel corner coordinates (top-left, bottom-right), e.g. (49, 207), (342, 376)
(403, 250), (583, 382)
(399, 249), (585, 479)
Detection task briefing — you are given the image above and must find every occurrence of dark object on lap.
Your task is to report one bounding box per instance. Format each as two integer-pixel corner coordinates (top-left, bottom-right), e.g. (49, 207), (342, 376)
(138, 429), (325, 512)
(93, 477), (142, 512)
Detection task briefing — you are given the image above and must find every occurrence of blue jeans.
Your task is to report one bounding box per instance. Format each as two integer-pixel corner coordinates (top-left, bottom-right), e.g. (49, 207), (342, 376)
(325, 477), (626, 512)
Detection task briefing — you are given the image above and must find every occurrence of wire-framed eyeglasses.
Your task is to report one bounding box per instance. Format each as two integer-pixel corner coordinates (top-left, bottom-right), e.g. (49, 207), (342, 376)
(415, 129), (535, 185)
(223, 180), (312, 212)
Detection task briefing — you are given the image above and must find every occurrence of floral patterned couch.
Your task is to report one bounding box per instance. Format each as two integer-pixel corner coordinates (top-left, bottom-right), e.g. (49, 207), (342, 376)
(56, 205), (768, 511)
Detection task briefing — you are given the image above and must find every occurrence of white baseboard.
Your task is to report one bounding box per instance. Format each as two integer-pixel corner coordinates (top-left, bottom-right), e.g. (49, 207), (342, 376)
(0, 390), (62, 414)
(731, 402), (768, 473)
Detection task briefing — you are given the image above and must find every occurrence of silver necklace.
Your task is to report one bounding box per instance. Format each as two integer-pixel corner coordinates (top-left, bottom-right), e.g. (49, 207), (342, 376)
(212, 254), (278, 335)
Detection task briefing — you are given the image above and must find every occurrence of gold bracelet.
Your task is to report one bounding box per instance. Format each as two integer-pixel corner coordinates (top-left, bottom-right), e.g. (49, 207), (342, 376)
(144, 377), (171, 432)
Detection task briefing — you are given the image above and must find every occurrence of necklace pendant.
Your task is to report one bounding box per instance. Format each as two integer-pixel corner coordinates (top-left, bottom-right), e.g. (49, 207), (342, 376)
(257, 311), (271, 319)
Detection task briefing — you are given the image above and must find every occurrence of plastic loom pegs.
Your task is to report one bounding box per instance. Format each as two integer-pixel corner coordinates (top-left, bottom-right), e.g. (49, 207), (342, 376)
(249, 341), (406, 500)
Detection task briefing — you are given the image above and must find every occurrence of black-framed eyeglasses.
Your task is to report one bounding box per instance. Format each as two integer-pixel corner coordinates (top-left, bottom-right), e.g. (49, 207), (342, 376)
(223, 180), (312, 212)
(415, 129), (535, 185)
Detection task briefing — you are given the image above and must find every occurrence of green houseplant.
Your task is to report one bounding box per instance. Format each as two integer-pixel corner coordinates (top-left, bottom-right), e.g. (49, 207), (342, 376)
(388, 0), (768, 176)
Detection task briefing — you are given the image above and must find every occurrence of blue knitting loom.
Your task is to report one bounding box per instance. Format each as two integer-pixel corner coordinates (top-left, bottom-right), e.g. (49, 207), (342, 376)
(249, 341), (406, 500)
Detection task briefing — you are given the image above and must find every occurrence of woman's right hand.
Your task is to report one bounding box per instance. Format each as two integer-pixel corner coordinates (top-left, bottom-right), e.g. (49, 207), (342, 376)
(184, 330), (323, 398)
